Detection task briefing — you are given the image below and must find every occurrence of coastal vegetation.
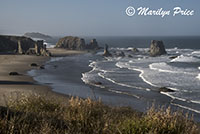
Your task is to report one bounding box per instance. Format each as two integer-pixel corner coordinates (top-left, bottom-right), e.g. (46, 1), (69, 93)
(0, 94), (199, 134)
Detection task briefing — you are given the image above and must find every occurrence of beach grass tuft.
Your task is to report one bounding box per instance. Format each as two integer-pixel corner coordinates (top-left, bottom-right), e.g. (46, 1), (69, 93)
(0, 94), (199, 134)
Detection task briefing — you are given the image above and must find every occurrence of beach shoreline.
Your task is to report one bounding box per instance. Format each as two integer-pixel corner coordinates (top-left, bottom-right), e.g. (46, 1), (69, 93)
(0, 49), (88, 106)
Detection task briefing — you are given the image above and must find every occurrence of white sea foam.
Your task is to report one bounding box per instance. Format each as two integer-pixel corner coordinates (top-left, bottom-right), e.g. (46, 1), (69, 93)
(191, 51), (200, 55)
(149, 62), (177, 74)
(115, 62), (158, 87)
(149, 62), (194, 75)
(160, 92), (187, 102)
(171, 103), (200, 114)
(171, 55), (200, 63)
(108, 89), (140, 99)
(196, 74), (200, 80)
(190, 100), (200, 105)
(82, 48), (200, 115)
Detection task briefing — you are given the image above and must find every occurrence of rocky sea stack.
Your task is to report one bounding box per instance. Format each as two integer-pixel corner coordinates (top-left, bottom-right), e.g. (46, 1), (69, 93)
(149, 40), (167, 56)
(55, 36), (99, 50)
(103, 44), (112, 57)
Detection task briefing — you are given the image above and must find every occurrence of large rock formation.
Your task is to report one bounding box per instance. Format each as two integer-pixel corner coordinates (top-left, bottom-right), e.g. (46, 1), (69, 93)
(0, 35), (35, 53)
(0, 35), (50, 56)
(149, 40), (167, 56)
(55, 36), (99, 50)
(26, 40), (51, 56)
(55, 36), (85, 50)
(103, 44), (112, 57)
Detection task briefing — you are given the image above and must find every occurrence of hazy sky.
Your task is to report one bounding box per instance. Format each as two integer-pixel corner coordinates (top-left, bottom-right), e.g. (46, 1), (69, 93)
(0, 0), (200, 36)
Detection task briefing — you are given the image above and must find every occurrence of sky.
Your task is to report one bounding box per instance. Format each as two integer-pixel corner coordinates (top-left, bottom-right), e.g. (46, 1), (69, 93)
(0, 0), (200, 36)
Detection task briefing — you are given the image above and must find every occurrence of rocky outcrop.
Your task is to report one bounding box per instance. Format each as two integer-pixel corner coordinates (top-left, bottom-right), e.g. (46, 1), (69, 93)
(55, 36), (85, 50)
(0, 35), (51, 56)
(131, 48), (139, 53)
(103, 44), (112, 57)
(9, 72), (20, 76)
(55, 36), (99, 50)
(0, 35), (35, 53)
(115, 51), (125, 57)
(30, 63), (38, 67)
(85, 39), (99, 50)
(149, 40), (167, 56)
(26, 40), (51, 56)
(169, 55), (178, 60)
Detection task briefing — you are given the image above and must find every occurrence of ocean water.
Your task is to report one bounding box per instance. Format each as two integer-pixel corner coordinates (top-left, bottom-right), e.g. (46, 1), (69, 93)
(28, 36), (200, 120)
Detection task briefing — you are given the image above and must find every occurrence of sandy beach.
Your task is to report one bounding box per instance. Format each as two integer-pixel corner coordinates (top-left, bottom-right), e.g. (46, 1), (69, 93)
(0, 49), (87, 106)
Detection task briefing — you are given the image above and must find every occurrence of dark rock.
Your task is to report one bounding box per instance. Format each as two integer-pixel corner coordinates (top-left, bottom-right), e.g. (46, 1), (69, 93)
(159, 87), (175, 92)
(128, 55), (133, 58)
(149, 40), (167, 56)
(55, 36), (99, 50)
(53, 65), (58, 69)
(30, 63), (38, 67)
(103, 44), (112, 57)
(116, 51), (125, 57)
(26, 48), (36, 55)
(55, 36), (86, 50)
(0, 35), (35, 54)
(0, 35), (50, 56)
(169, 55), (178, 59)
(39, 65), (45, 69)
(9, 72), (20, 76)
(26, 40), (51, 56)
(94, 82), (102, 85)
(86, 39), (99, 50)
(132, 48), (139, 53)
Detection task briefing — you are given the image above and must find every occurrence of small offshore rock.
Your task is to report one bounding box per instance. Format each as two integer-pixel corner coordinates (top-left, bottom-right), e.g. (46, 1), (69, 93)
(115, 51), (125, 57)
(132, 48), (139, 53)
(159, 87), (175, 93)
(169, 55), (178, 59)
(128, 55), (133, 58)
(103, 44), (112, 57)
(94, 82), (102, 85)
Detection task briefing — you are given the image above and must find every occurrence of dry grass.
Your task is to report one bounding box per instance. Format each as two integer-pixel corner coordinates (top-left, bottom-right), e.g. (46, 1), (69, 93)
(0, 94), (199, 134)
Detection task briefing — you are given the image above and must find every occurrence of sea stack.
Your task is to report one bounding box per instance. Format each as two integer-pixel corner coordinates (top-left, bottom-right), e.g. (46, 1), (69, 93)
(55, 36), (99, 50)
(149, 40), (167, 56)
(17, 40), (23, 54)
(103, 44), (112, 57)
(86, 39), (99, 50)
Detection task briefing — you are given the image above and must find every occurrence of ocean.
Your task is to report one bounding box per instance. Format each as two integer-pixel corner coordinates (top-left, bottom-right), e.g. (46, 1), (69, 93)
(28, 36), (200, 121)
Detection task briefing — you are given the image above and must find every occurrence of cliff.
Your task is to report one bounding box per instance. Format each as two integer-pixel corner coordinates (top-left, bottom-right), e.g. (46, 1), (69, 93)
(0, 35), (35, 53)
(0, 35), (50, 56)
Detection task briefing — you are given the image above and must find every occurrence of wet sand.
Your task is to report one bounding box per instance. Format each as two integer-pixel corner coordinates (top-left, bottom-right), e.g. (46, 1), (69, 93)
(0, 49), (87, 106)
